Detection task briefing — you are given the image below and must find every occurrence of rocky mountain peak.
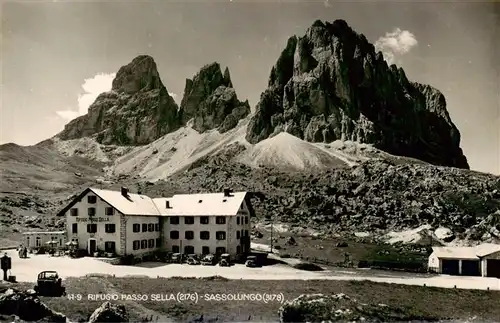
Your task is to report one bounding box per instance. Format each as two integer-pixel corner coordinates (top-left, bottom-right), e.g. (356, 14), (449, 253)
(111, 55), (163, 94)
(246, 19), (469, 169)
(179, 62), (250, 133)
(57, 55), (180, 145)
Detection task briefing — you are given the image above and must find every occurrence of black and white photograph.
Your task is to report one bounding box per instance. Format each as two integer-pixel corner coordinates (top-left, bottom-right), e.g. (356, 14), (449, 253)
(0, 0), (499, 321)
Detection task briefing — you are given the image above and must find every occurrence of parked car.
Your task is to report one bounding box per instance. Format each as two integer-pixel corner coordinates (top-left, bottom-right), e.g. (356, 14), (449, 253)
(187, 256), (200, 265)
(34, 271), (66, 297)
(245, 255), (259, 268)
(171, 253), (183, 263)
(201, 254), (216, 266)
(219, 253), (231, 267)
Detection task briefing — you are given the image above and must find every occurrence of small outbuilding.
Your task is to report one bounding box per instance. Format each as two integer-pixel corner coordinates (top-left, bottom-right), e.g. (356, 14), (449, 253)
(428, 243), (500, 277)
(22, 231), (67, 249)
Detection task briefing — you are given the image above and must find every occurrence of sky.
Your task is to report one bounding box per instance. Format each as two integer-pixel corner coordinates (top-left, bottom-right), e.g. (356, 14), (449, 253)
(0, 0), (498, 175)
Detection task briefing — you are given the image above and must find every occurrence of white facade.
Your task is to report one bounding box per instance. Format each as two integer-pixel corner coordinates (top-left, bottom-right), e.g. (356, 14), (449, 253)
(61, 187), (253, 258)
(123, 215), (161, 256)
(22, 231), (66, 249)
(162, 199), (252, 256)
(429, 244), (500, 277)
(427, 251), (440, 273)
(65, 189), (161, 256)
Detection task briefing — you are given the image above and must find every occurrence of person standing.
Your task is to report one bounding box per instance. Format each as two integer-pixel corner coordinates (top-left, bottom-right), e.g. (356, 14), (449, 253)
(1, 253), (11, 281)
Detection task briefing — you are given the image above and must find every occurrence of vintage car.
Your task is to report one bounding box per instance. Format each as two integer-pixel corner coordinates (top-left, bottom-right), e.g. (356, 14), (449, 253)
(170, 253), (183, 263)
(34, 271), (66, 297)
(245, 255), (259, 268)
(186, 255), (200, 265)
(218, 253), (231, 267)
(201, 254), (216, 266)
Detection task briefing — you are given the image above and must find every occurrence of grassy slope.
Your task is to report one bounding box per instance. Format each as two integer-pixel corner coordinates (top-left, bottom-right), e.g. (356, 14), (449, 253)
(0, 143), (106, 247)
(5, 277), (500, 322)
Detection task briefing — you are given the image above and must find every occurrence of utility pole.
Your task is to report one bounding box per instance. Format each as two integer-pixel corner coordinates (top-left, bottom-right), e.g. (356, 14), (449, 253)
(270, 220), (273, 254)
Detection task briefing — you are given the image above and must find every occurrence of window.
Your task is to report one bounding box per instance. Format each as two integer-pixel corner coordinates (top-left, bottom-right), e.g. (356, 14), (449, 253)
(237, 217), (240, 225)
(141, 240), (147, 249)
(88, 208), (96, 216)
(202, 246), (210, 255)
(184, 217), (194, 225)
(155, 238), (161, 248)
(216, 231), (226, 240)
(133, 240), (140, 250)
(184, 246), (194, 254)
(142, 224), (148, 232)
(72, 223), (78, 234)
(133, 224), (140, 232)
(87, 195), (97, 204)
(172, 245), (180, 253)
(200, 231), (210, 240)
(237, 245), (241, 254)
(148, 239), (155, 248)
(216, 247), (226, 255)
(170, 231), (179, 239)
(155, 223), (160, 232)
(216, 217), (226, 225)
(36, 237), (41, 247)
(87, 224), (97, 233)
(236, 231), (240, 239)
(200, 216), (209, 224)
(185, 231), (194, 240)
(104, 241), (116, 253)
(170, 217), (179, 225)
(245, 217), (249, 224)
(70, 208), (78, 217)
(105, 207), (114, 216)
(244, 230), (248, 237)
(105, 224), (116, 233)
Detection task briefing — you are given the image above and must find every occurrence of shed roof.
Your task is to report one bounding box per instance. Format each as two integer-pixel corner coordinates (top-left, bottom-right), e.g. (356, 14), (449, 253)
(432, 243), (500, 260)
(22, 231), (66, 235)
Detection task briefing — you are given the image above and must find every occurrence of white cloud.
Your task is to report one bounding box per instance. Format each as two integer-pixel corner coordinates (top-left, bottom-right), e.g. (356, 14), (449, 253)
(374, 28), (418, 65)
(55, 110), (79, 121)
(56, 73), (116, 122)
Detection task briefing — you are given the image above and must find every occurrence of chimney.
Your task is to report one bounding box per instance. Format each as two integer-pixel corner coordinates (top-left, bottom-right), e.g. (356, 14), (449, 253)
(166, 200), (171, 209)
(223, 188), (233, 197)
(121, 187), (129, 197)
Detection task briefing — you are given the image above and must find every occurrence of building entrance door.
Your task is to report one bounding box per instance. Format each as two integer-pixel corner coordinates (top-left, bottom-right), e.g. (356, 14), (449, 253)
(88, 239), (97, 255)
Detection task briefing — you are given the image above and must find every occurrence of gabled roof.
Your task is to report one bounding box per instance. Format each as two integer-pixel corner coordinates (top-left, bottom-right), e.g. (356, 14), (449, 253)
(153, 192), (249, 216)
(431, 246), (479, 260)
(432, 243), (500, 260)
(90, 188), (160, 216)
(57, 187), (160, 217)
(58, 187), (252, 217)
(475, 243), (500, 257)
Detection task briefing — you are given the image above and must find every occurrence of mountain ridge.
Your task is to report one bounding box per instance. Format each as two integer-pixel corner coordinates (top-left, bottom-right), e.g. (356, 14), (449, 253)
(56, 57), (250, 146)
(2, 19), (497, 249)
(246, 19), (469, 169)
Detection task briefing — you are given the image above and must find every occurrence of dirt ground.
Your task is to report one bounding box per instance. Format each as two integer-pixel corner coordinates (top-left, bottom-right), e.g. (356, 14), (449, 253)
(5, 276), (500, 322)
(6, 248), (500, 291)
